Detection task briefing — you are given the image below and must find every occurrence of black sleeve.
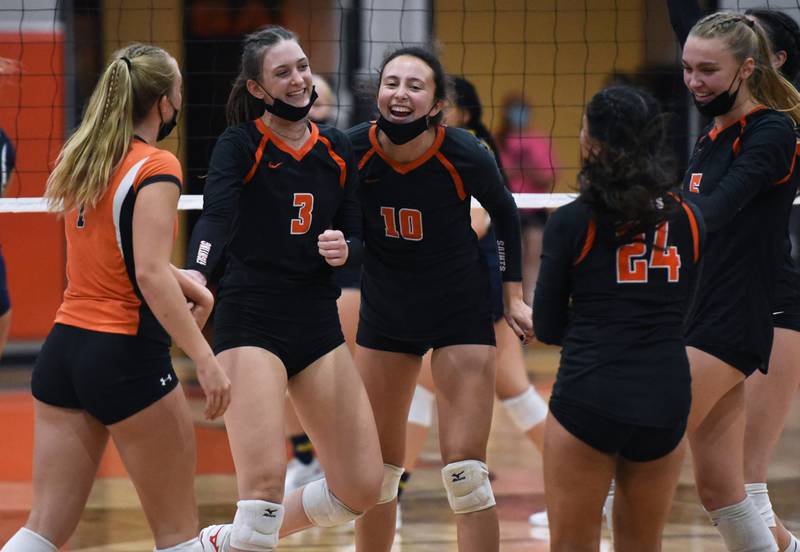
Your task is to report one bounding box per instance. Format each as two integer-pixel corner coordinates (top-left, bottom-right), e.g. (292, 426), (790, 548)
(331, 134), (364, 269)
(684, 195), (707, 261)
(668, 0), (703, 47)
(185, 130), (250, 275)
(690, 117), (796, 233)
(466, 140), (523, 281)
(533, 204), (583, 345)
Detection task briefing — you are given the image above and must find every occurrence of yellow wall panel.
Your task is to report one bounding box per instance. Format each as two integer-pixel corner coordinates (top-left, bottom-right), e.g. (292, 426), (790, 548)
(436, 1), (645, 191)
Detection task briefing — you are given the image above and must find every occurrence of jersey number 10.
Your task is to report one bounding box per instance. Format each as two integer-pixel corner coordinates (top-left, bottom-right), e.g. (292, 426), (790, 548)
(381, 207), (423, 241)
(616, 223), (681, 284)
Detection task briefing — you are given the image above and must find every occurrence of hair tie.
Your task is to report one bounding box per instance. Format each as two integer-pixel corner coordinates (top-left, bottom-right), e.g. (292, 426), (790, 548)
(743, 17), (755, 29)
(121, 56), (132, 69)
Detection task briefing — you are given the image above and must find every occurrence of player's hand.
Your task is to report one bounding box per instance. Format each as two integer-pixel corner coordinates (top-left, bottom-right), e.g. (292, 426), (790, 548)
(182, 268), (208, 287)
(188, 285), (214, 330)
(172, 267), (213, 329)
(194, 354), (231, 420)
(318, 229), (349, 267)
(503, 282), (535, 345)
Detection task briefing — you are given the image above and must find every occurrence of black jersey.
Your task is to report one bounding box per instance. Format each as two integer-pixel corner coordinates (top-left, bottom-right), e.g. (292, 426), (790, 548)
(682, 107), (798, 371)
(534, 196), (705, 426)
(348, 122), (522, 339)
(667, 3), (800, 322)
(186, 120), (361, 298)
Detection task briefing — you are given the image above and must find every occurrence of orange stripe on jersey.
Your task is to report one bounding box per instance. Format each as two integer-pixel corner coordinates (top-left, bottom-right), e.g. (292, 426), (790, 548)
(358, 147), (377, 170)
(678, 200), (701, 262)
(318, 135), (347, 188)
(244, 131), (270, 184)
(574, 218), (596, 265)
(255, 118), (319, 161)
(434, 152), (466, 201)
(775, 139), (800, 185)
(708, 104), (766, 141)
(368, 123), (445, 174)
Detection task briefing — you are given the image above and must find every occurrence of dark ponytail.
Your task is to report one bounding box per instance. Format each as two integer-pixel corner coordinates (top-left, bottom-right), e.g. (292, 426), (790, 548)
(579, 86), (677, 242)
(227, 25), (297, 127)
(450, 77), (499, 154)
(450, 76), (506, 178)
(745, 8), (800, 83)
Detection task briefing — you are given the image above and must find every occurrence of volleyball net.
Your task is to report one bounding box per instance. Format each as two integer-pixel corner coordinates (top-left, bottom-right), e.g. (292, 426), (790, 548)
(1, 1), (799, 205)
(1, 1), (800, 340)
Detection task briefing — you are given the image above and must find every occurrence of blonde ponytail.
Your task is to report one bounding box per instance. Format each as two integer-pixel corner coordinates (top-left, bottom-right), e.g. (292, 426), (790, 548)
(45, 44), (176, 212)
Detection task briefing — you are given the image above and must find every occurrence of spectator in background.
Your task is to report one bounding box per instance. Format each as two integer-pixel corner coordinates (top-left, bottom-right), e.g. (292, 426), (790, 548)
(496, 94), (558, 304)
(308, 73), (337, 126)
(0, 128), (15, 358)
(0, 57), (19, 359)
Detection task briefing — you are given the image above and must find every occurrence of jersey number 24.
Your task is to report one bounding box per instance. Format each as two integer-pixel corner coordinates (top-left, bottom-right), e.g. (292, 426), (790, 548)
(616, 223), (681, 284)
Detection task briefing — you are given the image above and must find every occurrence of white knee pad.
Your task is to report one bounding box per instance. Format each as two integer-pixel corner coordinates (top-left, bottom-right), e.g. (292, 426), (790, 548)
(155, 537), (203, 551)
(1, 528), (57, 552)
(378, 463), (405, 504)
(408, 385), (435, 427)
(302, 477), (361, 527)
(441, 460), (496, 514)
(501, 386), (548, 432)
(707, 497), (776, 552)
(231, 499), (284, 552)
(745, 483), (777, 528)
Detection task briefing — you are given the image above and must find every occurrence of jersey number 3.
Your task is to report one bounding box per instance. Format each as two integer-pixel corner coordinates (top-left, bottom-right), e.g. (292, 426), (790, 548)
(381, 207), (423, 241)
(290, 193), (314, 235)
(616, 223), (681, 284)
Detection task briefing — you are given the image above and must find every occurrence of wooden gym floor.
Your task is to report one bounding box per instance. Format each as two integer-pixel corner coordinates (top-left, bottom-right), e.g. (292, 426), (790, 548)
(0, 347), (798, 551)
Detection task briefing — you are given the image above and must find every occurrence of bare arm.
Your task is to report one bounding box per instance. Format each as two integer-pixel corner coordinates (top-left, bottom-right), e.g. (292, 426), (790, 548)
(133, 181), (230, 419)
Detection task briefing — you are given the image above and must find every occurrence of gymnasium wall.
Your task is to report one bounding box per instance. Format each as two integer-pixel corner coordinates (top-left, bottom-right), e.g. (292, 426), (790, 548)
(434, 0), (647, 192)
(0, 2), (66, 341)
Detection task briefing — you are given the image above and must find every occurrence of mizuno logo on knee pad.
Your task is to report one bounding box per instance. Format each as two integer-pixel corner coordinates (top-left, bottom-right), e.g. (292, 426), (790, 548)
(232, 499), (284, 551)
(441, 460), (496, 515)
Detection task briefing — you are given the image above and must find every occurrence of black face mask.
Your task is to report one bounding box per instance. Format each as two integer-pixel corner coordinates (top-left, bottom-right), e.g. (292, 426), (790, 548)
(377, 109), (435, 145)
(693, 68), (743, 118)
(157, 97), (178, 142)
(260, 83), (318, 122)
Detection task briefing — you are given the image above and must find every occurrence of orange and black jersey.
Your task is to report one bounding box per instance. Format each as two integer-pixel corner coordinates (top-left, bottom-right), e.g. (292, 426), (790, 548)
(55, 138), (181, 344)
(186, 120), (361, 297)
(533, 196), (705, 426)
(347, 122), (522, 338)
(668, 3), (800, 327)
(682, 107), (798, 371)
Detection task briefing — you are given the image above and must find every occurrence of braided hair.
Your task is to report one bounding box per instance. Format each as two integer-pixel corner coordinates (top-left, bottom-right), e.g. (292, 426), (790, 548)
(46, 43), (177, 211)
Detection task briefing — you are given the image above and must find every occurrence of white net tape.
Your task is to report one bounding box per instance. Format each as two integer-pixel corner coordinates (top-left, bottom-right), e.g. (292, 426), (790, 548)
(2, 193), (799, 214)
(0, 193), (578, 213)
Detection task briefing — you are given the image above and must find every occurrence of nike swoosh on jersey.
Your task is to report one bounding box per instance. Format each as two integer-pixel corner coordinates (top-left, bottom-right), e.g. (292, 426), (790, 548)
(268, 161), (283, 169)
